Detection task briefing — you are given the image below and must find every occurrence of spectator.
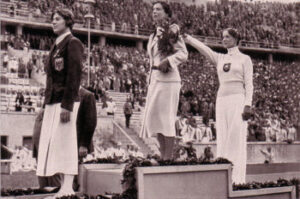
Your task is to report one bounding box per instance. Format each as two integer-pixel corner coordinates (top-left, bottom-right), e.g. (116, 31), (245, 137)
(201, 123), (213, 143)
(32, 51), (37, 65)
(175, 115), (187, 137)
(260, 147), (274, 164)
(27, 59), (34, 79)
(24, 97), (34, 112)
(181, 121), (196, 143)
(123, 98), (133, 128)
(287, 123), (297, 143)
(15, 92), (24, 112)
(3, 52), (9, 68)
(106, 97), (116, 116)
(264, 123), (274, 142)
(18, 58), (26, 78)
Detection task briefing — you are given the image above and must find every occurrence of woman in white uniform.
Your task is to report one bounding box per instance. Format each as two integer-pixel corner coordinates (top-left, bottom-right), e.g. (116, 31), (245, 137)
(37, 8), (83, 197)
(139, 1), (188, 160)
(184, 29), (253, 184)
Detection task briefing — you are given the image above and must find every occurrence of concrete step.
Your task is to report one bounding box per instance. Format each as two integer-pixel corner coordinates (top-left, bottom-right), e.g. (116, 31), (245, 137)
(246, 163), (300, 183)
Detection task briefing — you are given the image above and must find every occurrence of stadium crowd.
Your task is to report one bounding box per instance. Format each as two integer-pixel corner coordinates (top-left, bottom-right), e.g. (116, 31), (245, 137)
(1, 31), (55, 51)
(2, 0), (298, 46)
(1, 0), (299, 143)
(2, 38), (299, 143)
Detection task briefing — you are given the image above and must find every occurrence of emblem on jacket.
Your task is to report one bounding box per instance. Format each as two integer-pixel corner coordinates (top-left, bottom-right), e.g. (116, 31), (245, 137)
(223, 63), (231, 72)
(54, 57), (64, 71)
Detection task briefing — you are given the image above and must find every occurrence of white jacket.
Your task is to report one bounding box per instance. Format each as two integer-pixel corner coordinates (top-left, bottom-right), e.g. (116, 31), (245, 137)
(147, 33), (188, 82)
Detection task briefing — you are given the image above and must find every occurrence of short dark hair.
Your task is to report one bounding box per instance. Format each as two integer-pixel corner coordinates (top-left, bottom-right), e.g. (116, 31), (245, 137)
(153, 1), (172, 18)
(51, 8), (74, 30)
(223, 28), (241, 45)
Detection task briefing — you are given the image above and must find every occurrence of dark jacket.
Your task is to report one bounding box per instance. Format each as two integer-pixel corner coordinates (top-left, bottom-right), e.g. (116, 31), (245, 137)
(123, 101), (133, 115)
(33, 87), (97, 158)
(76, 87), (97, 152)
(44, 34), (83, 111)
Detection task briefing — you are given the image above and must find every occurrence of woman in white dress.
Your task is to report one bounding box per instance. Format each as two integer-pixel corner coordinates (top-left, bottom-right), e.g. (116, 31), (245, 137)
(184, 29), (253, 184)
(139, 1), (188, 160)
(37, 8), (83, 197)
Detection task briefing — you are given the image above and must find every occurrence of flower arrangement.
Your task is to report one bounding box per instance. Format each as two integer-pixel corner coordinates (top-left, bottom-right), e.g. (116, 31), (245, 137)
(233, 178), (299, 193)
(81, 145), (144, 164)
(0, 187), (58, 197)
(3, 142), (298, 199)
(156, 18), (180, 57)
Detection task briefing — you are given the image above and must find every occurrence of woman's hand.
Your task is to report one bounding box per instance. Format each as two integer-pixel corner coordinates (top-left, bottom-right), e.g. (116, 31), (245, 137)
(169, 24), (180, 35)
(156, 27), (164, 38)
(242, 105), (252, 121)
(182, 33), (191, 44)
(158, 58), (171, 73)
(60, 107), (71, 123)
(79, 146), (88, 158)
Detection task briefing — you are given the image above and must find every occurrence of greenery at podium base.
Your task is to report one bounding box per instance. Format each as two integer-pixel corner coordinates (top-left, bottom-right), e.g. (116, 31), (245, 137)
(1, 144), (299, 199)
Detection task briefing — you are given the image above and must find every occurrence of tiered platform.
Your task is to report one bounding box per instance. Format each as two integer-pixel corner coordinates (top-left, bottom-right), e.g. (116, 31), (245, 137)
(78, 163), (297, 199)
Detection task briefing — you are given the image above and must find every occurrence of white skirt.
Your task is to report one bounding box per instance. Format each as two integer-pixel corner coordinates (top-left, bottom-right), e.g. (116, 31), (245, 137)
(139, 80), (181, 138)
(36, 102), (80, 176)
(216, 94), (247, 184)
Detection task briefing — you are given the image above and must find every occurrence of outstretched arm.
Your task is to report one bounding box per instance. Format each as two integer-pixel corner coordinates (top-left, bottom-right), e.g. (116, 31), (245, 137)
(184, 34), (220, 65)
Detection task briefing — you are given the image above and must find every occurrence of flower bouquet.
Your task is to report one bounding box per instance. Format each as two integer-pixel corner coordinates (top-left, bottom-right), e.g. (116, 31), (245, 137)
(156, 18), (180, 56)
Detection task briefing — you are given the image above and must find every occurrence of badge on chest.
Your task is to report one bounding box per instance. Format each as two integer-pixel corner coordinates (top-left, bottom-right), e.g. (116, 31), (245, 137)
(54, 57), (64, 71)
(223, 63), (231, 72)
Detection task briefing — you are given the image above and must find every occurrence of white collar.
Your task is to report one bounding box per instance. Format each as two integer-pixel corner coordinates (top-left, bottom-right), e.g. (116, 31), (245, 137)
(227, 46), (240, 55)
(55, 31), (71, 45)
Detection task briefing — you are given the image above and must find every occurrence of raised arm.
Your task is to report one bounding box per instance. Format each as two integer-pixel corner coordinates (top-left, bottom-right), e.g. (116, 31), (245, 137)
(167, 35), (189, 69)
(184, 34), (219, 65)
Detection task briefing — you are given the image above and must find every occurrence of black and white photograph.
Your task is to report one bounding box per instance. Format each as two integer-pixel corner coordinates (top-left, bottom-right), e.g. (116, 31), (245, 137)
(0, 0), (299, 198)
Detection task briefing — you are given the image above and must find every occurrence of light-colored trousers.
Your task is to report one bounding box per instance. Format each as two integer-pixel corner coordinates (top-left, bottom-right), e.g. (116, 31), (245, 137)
(216, 94), (247, 184)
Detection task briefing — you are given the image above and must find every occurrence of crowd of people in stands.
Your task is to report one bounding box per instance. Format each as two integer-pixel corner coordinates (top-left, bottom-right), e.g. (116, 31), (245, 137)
(247, 60), (299, 142)
(2, 49), (47, 77)
(2, 0), (298, 46)
(82, 44), (148, 109)
(1, 31), (55, 51)
(175, 115), (216, 143)
(2, 38), (299, 142)
(86, 45), (299, 143)
(1, 0), (299, 47)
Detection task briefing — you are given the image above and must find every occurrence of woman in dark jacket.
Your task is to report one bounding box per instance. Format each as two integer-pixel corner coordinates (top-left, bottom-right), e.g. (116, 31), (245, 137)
(36, 8), (83, 198)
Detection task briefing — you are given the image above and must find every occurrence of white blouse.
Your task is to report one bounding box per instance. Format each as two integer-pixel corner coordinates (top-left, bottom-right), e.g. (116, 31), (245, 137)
(185, 35), (254, 106)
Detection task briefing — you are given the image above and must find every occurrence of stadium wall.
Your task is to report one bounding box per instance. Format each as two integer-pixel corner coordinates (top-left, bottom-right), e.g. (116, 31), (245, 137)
(0, 113), (114, 149)
(1, 113), (300, 164)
